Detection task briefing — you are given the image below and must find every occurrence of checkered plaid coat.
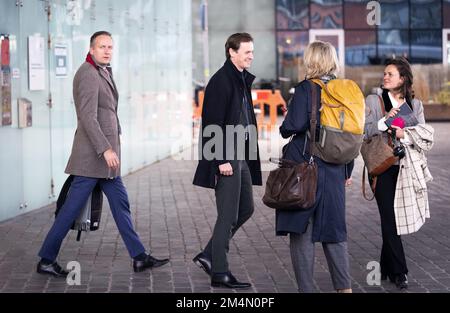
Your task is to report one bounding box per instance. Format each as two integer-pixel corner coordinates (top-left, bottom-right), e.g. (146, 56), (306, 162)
(394, 124), (434, 235)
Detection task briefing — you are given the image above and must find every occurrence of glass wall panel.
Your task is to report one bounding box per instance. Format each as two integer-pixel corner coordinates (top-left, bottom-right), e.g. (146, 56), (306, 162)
(344, 0), (375, 29)
(19, 1), (53, 213)
(0, 2), (22, 221)
(410, 0), (441, 29)
(48, 0), (77, 199)
(276, 0), (309, 30)
(310, 0), (343, 29)
(345, 30), (376, 65)
(444, 0), (450, 28)
(379, 0), (409, 29)
(277, 30), (309, 94)
(410, 30), (442, 63)
(378, 29), (409, 60)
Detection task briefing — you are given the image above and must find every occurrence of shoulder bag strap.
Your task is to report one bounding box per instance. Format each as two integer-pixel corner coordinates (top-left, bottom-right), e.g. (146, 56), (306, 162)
(377, 95), (394, 147)
(362, 166), (376, 201)
(308, 80), (318, 159)
(361, 95), (385, 201)
(377, 95), (386, 115)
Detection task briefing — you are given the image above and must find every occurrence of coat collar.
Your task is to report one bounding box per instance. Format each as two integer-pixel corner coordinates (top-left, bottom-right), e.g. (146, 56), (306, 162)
(86, 53), (111, 70)
(382, 88), (413, 112)
(223, 58), (255, 88)
(86, 53), (118, 100)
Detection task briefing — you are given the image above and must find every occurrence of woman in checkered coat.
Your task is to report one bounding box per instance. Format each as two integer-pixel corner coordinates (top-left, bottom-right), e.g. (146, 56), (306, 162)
(364, 57), (425, 290)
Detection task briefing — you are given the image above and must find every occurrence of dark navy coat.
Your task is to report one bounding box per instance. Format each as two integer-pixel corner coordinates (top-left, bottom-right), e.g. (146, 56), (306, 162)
(275, 80), (354, 243)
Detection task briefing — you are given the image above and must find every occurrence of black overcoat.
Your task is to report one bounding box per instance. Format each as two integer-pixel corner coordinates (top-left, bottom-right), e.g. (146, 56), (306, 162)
(193, 59), (262, 189)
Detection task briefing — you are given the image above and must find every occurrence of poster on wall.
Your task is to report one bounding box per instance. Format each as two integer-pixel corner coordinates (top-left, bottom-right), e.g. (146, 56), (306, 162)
(1, 35), (12, 126)
(54, 44), (68, 78)
(28, 34), (46, 91)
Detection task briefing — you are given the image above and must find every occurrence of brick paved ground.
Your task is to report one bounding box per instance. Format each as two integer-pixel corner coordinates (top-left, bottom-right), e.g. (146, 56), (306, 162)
(0, 122), (449, 293)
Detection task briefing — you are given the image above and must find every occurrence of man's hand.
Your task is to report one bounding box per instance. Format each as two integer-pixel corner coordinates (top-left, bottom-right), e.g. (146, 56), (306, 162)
(345, 178), (353, 187)
(281, 105), (288, 117)
(218, 162), (233, 176)
(103, 148), (120, 170)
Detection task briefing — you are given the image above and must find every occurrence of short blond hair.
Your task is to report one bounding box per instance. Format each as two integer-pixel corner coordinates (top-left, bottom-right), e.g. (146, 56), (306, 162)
(304, 41), (339, 79)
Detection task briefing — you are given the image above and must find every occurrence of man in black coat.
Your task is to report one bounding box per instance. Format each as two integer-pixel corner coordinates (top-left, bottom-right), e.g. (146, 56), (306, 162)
(192, 33), (262, 289)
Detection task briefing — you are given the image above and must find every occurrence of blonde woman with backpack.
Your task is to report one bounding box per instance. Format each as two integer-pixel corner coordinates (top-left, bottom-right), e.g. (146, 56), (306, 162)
(275, 41), (354, 293)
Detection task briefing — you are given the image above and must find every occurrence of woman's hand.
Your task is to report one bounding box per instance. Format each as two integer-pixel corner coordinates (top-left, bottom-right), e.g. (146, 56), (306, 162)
(391, 125), (405, 139)
(386, 107), (400, 119)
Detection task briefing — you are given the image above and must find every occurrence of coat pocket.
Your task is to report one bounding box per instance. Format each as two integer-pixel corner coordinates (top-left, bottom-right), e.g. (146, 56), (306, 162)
(101, 126), (116, 136)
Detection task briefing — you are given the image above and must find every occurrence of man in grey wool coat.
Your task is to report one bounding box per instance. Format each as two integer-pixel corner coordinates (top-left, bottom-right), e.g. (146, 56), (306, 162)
(36, 31), (169, 277)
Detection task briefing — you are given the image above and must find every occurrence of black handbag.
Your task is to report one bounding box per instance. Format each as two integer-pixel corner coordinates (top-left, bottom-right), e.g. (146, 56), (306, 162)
(262, 80), (318, 210)
(55, 175), (103, 241)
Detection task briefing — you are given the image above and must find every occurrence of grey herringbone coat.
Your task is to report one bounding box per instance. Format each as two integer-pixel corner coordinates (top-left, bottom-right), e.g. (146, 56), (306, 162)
(65, 58), (121, 178)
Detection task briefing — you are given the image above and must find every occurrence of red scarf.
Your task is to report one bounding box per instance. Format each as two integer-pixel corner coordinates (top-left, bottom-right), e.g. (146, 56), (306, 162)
(86, 53), (98, 68)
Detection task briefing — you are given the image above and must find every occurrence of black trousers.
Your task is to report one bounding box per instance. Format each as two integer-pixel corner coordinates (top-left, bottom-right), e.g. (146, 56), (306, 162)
(203, 160), (254, 274)
(374, 165), (408, 277)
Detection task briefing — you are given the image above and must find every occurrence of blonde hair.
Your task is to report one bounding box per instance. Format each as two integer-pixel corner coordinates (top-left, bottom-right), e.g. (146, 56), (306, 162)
(304, 41), (339, 79)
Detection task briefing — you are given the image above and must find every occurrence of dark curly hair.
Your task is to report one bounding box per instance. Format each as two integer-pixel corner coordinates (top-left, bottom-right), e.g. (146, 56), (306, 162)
(384, 56), (414, 105)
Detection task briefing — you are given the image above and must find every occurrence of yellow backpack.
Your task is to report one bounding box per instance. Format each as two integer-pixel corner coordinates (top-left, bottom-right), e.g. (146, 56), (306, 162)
(311, 79), (365, 164)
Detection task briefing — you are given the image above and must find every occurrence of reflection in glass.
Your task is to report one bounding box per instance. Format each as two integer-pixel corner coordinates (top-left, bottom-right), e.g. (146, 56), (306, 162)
(410, 30), (442, 63)
(379, 0), (409, 29)
(410, 0), (441, 28)
(276, 0), (309, 30)
(311, 0), (343, 29)
(378, 30), (409, 60)
(345, 30), (376, 66)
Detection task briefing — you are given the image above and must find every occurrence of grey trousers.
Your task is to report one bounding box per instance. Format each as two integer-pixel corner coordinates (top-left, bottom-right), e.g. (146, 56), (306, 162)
(289, 219), (351, 292)
(203, 160), (254, 274)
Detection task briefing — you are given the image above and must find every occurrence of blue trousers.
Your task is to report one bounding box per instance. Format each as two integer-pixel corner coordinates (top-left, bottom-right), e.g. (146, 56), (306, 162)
(38, 176), (146, 262)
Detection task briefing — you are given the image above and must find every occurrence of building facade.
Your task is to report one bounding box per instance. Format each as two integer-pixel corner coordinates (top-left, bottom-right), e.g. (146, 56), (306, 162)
(192, 1), (450, 100)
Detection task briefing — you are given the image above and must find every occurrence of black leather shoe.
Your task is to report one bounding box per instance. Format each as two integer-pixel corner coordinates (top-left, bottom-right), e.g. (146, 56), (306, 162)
(193, 252), (212, 276)
(394, 274), (408, 290)
(211, 272), (251, 289)
(133, 254), (169, 272)
(36, 261), (69, 278)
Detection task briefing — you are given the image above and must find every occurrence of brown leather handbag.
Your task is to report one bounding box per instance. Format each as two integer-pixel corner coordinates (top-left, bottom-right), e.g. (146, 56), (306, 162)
(360, 133), (398, 177)
(360, 96), (398, 200)
(262, 81), (318, 210)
